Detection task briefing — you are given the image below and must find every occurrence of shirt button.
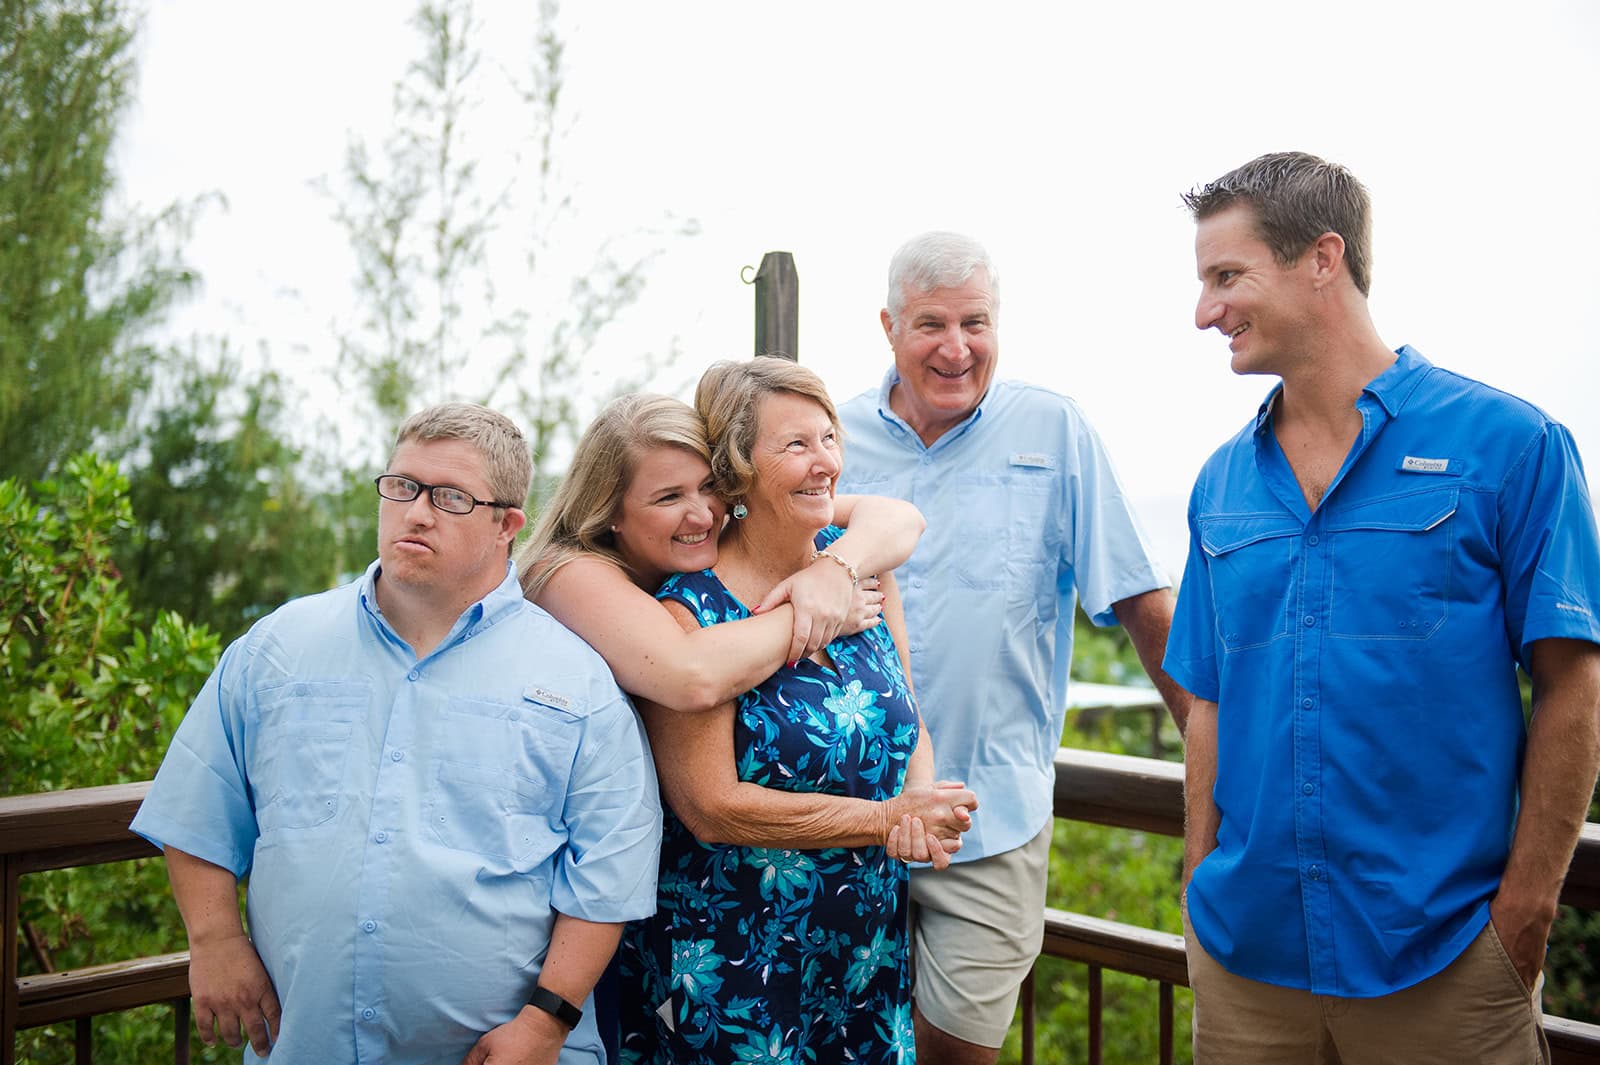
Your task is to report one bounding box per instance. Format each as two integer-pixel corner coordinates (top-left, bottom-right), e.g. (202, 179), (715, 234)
(362, 1008), (376, 1021)
(1301, 698), (1313, 709)
(363, 919), (377, 933)
(407, 670), (420, 681)
(1307, 535), (1320, 546)
(391, 750), (404, 762)
(1303, 615), (1316, 627)
(1302, 782), (1315, 795)
(920, 455), (933, 466)
(1307, 865), (1323, 880)
(375, 831), (388, 843)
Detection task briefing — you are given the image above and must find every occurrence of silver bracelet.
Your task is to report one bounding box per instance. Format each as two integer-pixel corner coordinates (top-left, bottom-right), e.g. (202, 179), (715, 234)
(810, 548), (859, 587)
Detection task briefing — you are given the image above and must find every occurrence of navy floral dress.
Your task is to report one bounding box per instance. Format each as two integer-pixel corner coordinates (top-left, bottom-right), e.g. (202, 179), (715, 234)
(618, 527), (919, 1065)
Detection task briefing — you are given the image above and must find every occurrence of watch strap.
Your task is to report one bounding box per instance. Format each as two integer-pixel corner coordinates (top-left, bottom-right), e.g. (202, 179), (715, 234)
(528, 985), (583, 1030)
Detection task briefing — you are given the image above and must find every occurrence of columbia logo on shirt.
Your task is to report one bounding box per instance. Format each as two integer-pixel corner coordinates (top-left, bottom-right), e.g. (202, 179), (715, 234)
(524, 686), (573, 710)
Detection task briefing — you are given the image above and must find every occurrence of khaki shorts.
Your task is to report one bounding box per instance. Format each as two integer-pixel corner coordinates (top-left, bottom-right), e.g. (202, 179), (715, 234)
(908, 820), (1052, 1048)
(1185, 896), (1549, 1065)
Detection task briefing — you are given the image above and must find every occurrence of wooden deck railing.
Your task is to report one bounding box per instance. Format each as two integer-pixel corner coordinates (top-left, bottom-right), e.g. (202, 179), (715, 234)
(6, 758), (1600, 1063)
(1029, 748), (1600, 1064)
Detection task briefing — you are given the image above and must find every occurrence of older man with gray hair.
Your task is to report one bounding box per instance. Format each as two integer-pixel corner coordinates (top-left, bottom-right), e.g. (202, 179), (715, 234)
(836, 232), (1188, 1064)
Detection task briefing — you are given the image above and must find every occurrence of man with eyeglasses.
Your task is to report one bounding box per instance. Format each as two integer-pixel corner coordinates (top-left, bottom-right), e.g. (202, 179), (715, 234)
(132, 403), (662, 1064)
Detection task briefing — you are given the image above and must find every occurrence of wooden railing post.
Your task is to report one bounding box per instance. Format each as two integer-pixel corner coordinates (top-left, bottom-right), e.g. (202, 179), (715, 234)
(3, 854), (19, 1065)
(751, 252), (798, 361)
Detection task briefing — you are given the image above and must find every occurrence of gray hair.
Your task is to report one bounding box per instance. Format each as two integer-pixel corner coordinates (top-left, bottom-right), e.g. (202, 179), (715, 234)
(885, 231), (1001, 326)
(390, 402), (533, 508)
(1182, 151), (1375, 297)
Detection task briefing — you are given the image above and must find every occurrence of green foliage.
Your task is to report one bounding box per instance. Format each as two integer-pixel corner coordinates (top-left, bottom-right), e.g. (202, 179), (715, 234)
(118, 353), (368, 642)
(0, 0), (196, 483)
(0, 454), (219, 793)
(1, 454), (229, 1063)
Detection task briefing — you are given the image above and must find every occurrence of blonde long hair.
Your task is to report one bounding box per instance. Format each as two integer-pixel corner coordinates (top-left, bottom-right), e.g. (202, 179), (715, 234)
(516, 394), (712, 599)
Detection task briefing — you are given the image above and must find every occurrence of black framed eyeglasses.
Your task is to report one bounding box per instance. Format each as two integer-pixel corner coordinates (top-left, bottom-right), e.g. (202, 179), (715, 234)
(374, 475), (521, 516)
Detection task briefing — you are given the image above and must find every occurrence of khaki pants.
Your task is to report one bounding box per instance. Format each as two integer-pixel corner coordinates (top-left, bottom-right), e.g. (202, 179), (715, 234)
(1185, 901), (1549, 1065)
(908, 821), (1053, 1048)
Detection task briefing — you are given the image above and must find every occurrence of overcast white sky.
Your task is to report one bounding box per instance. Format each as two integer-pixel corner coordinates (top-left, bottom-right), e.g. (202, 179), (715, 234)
(118, 0), (1600, 574)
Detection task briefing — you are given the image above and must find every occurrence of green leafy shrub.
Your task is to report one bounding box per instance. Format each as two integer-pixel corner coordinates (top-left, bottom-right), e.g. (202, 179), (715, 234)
(2, 453), (226, 1063)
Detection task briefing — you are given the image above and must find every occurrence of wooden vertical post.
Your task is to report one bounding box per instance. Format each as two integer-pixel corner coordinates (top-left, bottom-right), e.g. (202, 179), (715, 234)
(752, 252), (798, 361)
(3, 855), (18, 1065)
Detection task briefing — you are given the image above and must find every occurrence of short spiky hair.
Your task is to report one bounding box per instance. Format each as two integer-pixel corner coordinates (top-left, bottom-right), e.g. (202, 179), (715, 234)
(1183, 152), (1374, 297)
(390, 402), (532, 507)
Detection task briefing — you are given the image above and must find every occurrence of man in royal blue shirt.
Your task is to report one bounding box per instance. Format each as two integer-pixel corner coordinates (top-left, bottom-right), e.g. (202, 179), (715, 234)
(133, 403), (661, 1063)
(1164, 152), (1600, 1064)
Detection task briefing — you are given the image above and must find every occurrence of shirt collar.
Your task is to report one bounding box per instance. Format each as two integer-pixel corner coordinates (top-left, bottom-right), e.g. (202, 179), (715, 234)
(358, 558), (524, 649)
(872, 366), (989, 446)
(1361, 344), (1432, 417)
(1252, 345), (1433, 436)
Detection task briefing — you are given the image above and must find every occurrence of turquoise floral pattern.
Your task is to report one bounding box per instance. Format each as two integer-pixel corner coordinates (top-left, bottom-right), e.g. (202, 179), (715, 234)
(620, 527), (918, 1064)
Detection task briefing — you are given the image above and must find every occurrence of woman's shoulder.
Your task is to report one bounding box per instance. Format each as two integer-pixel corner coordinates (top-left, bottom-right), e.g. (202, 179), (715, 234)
(533, 552), (647, 627)
(656, 567), (744, 627)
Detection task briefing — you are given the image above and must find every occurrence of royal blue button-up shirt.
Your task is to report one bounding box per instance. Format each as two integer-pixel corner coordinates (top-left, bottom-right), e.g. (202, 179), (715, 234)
(839, 372), (1169, 861)
(1164, 346), (1600, 996)
(132, 562), (662, 1063)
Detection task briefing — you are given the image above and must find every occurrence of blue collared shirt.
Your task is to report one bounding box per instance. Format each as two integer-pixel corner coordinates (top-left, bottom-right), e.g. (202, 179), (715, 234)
(1165, 346), (1600, 997)
(838, 371), (1169, 861)
(132, 562), (662, 1064)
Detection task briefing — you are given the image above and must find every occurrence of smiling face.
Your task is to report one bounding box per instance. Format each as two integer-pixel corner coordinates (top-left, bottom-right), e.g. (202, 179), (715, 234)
(377, 438), (523, 599)
(744, 391), (841, 534)
(610, 444), (724, 587)
(1194, 203), (1320, 377)
(882, 270), (997, 446)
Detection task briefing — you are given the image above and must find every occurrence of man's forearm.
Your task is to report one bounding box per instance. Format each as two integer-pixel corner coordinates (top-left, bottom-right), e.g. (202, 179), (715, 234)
(535, 914), (622, 1010)
(1183, 697), (1221, 888)
(1115, 588), (1192, 735)
(1497, 640), (1600, 923)
(166, 846), (246, 945)
(465, 916), (623, 1065)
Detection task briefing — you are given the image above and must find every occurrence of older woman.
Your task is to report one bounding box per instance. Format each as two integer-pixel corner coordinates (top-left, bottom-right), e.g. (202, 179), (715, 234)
(520, 392), (931, 722)
(519, 390), (971, 853)
(619, 359), (950, 1065)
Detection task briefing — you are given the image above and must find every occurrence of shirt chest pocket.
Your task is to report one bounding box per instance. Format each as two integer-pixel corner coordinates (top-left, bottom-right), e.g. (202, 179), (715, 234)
(1199, 515), (1301, 653)
(251, 681), (365, 834)
(1325, 487), (1457, 640)
(951, 470), (1059, 593)
(426, 696), (579, 862)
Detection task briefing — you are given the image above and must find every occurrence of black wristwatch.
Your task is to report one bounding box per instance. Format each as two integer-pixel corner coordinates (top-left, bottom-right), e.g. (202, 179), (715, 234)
(528, 985), (583, 1030)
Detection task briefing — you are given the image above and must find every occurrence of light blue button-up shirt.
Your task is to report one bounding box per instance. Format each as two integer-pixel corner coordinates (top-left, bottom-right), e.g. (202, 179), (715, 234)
(132, 561), (662, 1064)
(1165, 346), (1600, 997)
(838, 372), (1169, 861)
